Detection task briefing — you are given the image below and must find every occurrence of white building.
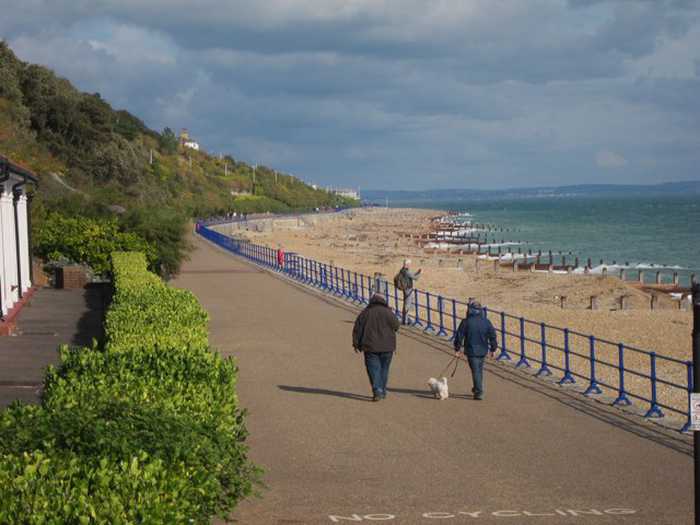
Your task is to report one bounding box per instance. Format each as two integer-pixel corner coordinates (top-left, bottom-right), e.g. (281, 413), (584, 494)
(331, 188), (360, 200)
(0, 156), (36, 320)
(179, 128), (200, 151)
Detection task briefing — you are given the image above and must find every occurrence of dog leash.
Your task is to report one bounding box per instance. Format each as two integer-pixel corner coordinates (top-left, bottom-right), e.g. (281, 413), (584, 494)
(450, 356), (461, 378)
(437, 355), (459, 378)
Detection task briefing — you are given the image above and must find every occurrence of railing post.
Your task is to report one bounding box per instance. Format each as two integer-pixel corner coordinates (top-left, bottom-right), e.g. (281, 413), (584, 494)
(612, 343), (632, 406)
(558, 328), (576, 385)
(448, 299), (458, 342)
(353, 271), (360, 303)
(424, 292), (436, 333)
(584, 335), (603, 396)
(644, 352), (664, 418)
(496, 311), (511, 361)
(437, 296), (448, 336)
(535, 322), (552, 377)
(340, 268), (346, 296)
(515, 317), (530, 368)
(321, 264), (328, 289)
(682, 361), (693, 432)
(393, 285), (401, 318)
(413, 289), (423, 327)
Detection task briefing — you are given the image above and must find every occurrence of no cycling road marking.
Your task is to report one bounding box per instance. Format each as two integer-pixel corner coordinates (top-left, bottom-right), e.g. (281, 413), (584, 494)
(328, 508), (638, 522)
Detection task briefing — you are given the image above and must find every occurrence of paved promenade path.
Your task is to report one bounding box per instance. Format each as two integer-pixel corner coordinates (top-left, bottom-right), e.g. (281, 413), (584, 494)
(0, 286), (108, 407)
(175, 237), (693, 525)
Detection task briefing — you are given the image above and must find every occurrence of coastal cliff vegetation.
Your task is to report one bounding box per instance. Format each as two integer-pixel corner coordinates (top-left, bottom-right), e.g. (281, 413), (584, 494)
(0, 41), (357, 275)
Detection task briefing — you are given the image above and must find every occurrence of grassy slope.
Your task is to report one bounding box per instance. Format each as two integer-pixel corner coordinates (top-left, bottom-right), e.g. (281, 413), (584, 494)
(0, 41), (357, 216)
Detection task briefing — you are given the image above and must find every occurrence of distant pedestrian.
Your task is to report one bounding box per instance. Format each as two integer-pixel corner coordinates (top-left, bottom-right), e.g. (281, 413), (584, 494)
(353, 293), (400, 401)
(277, 246), (285, 268)
(453, 301), (498, 400)
(394, 259), (421, 325)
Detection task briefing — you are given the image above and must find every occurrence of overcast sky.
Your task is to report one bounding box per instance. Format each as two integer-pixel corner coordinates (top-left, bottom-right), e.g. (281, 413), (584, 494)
(1, 1), (699, 190)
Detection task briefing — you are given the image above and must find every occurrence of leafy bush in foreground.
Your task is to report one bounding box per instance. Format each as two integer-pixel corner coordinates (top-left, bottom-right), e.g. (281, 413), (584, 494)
(0, 251), (257, 524)
(33, 212), (156, 276)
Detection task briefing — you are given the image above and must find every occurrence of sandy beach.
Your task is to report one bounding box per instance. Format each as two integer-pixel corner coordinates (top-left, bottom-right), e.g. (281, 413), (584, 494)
(221, 208), (694, 415)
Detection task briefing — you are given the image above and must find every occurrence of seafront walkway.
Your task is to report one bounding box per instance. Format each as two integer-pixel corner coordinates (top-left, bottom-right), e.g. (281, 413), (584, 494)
(175, 236), (693, 525)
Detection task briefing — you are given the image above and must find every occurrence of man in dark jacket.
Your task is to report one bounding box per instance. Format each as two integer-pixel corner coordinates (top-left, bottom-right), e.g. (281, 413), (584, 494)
(453, 301), (498, 400)
(353, 293), (400, 401)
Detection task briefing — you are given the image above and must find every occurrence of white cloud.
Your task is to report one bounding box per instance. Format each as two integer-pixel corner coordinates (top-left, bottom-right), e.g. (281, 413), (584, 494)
(87, 25), (176, 65)
(596, 149), (628, 168)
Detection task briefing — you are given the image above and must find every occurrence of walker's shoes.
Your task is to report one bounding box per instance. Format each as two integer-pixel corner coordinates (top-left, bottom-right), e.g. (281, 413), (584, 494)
(372, 395), (381, 402)
(474, 395), (483, 401)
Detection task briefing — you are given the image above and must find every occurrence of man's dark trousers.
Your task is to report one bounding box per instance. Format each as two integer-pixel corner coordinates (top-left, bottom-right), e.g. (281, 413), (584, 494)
(364, 352), (393, 398)
(467, 356), (485, 397)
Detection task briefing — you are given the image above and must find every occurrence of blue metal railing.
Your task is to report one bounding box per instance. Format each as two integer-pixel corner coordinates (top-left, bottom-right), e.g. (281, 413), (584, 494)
(196, 223), (692, 432)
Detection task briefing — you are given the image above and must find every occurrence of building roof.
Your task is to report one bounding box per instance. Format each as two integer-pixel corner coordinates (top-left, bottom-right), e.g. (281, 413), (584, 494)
(0, 155), (39, 184)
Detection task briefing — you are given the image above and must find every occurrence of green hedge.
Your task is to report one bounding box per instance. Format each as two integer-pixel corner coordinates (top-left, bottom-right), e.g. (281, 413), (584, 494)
(0, 252), (257, 524)
(33, 212), (158, 276)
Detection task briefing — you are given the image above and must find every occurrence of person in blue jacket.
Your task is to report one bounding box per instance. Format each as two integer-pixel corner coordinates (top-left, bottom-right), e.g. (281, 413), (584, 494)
(453, 301), (498, 400)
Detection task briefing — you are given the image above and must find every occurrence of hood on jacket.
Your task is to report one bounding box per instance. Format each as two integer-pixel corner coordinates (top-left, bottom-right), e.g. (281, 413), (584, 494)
(467, 302), (483, 317)
(370, 293), (388, 306)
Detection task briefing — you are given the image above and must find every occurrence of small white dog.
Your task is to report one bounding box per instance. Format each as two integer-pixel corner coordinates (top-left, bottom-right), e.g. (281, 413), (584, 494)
(427, 377), (449, 400)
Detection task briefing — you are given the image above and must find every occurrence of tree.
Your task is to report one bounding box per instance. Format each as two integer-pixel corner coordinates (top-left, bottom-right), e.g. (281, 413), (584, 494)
(159, 127), (179, 155)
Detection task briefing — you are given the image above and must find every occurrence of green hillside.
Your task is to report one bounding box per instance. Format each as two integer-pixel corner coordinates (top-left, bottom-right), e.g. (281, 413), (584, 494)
(0, 41), (357, 274)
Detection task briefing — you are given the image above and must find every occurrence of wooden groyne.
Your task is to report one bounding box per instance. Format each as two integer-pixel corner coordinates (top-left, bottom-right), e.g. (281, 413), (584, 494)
(423, 214), (697, 293)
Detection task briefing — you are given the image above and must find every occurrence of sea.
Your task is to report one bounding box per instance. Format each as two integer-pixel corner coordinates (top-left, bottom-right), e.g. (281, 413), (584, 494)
(391, 195), (700, 283)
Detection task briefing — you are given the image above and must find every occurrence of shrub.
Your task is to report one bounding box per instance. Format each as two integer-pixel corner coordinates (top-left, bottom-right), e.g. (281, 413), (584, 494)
(119, 208), (192, 277)
(33, 212), (156, 276)
(0, 251), (257, 523)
